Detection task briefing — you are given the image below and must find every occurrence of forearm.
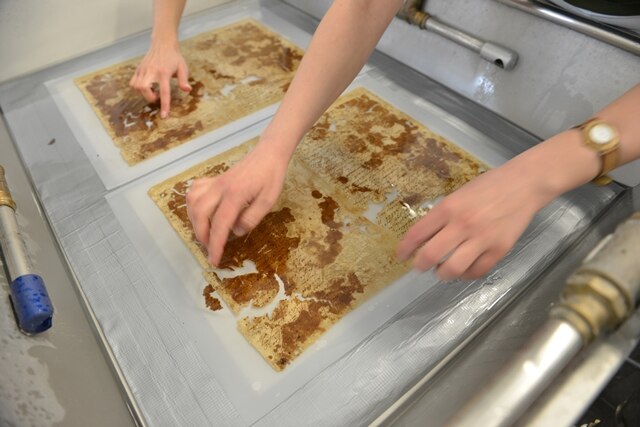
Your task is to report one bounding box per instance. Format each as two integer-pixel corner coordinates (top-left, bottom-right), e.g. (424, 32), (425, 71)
(151, 0), (187, 47)
(505, 83), (640, 207)
(261, 0), (404, 159)
(598, 83), (640, 165)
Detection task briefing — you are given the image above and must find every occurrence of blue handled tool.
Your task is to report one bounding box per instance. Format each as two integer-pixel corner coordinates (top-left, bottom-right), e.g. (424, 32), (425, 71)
(0, 165), (53, 334)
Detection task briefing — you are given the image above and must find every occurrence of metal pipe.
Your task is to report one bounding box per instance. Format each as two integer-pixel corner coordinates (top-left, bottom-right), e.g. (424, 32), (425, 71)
(448, 213), (640, 426)
(0, 206), (31, 279)
(496, 0), (640, 56)
(446, 319), (583, 427)
(553, 212), (640, 344)
(425, 19), (482, 51)
(397, 0), (519, 69)
(0, 165), (54, 334)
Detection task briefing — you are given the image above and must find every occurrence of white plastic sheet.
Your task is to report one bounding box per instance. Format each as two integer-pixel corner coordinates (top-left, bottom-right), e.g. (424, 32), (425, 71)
(45, 4), (315, 190)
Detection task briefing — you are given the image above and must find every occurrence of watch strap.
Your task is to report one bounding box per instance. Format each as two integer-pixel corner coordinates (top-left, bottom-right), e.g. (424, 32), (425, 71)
(573, 118), (620, 184)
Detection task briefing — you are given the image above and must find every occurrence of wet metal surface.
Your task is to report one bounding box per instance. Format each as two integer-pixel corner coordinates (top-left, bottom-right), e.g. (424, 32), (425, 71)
(0, 120), (134, 427)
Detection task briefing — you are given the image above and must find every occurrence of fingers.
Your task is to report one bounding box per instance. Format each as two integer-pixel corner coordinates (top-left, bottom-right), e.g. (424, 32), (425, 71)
(186, 179), (220, 246)
(208, 195), (247, 266)
(407, 225), (517, 280)
(396, 201), (523, 280)
(435, 228), (518, 280)
(396, 206), (448, 262)
(130, 71), (159, 103)
(232, 194), (276, 236)
(139, 83), (159, 104)
(435, 239), (486, 280)
(186, 177), (274, 266)
(411, 222), (465, 271)
(461, 250), (504, 280)
(177, 62), (192, 93)
(130, 46), (189, 117)
(460, 231), (517, 279)
(159, 77), (171, 119)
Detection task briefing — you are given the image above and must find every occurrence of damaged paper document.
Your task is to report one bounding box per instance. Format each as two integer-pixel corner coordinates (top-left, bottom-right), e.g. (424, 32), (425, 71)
(75, 18), (304, 165)
(148, 87), (487, 371)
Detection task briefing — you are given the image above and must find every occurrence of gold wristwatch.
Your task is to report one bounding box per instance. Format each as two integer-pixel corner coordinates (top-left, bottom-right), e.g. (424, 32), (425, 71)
(574, 118), (620, 185)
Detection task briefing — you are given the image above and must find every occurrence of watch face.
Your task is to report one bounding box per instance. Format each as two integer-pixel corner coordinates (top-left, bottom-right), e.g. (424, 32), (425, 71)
(589, 123), (616, 145)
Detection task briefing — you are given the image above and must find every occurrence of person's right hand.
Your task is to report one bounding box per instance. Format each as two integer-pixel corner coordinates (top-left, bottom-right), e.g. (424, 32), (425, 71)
(186, 141), (290, 266)
(129, 41), (192, 118)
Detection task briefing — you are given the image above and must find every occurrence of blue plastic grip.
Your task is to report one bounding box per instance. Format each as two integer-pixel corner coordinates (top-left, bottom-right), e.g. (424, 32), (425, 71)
(9, 274), (53, 334)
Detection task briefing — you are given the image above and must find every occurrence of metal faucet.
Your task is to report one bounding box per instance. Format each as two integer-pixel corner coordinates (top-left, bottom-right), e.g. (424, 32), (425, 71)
(397, 0), (519, 70)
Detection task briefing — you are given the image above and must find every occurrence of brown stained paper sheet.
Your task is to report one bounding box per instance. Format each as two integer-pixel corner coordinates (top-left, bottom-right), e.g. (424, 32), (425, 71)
(297, 87), (487, 239)
(148, 88), (487, 371)
(75, 19), (303, 165)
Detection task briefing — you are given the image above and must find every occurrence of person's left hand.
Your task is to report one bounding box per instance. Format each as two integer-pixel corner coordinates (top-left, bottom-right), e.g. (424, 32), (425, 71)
(129, 41), (191, 118)
(396, 160), (555, 280)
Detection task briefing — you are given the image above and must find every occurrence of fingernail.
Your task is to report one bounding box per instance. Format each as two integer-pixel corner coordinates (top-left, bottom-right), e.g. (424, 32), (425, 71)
(161, 111), (168, 119)
(233, 226), (247, 237)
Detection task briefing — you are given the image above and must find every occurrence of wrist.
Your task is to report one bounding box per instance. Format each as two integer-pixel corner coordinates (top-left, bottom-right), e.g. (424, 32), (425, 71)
(150, 30), (179, 50)
(258, 126), (303, 163)
(506, 128), (601, 208)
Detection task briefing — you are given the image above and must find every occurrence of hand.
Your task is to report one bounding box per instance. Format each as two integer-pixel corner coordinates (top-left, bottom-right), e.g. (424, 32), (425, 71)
(186, 142), (290, 266)
(396, 160), (556, 280)
(129, 41), (192, 118)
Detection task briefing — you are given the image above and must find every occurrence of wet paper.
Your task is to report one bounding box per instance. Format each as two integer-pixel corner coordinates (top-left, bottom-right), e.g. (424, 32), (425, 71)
(75, 19), (303, 165)
(148, 88), (486, 371)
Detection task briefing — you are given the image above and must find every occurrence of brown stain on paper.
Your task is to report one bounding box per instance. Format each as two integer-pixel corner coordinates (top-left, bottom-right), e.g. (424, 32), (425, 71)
(203, 284), (223, 311)
(149, 88), (487, 371)
(300, 89), (486, 209)
(76, 19), (304, 165)
(218, 207), (301, 301)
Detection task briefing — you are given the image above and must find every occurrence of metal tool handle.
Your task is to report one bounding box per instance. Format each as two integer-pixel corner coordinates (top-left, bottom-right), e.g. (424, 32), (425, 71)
(0, 165), (53, 334)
